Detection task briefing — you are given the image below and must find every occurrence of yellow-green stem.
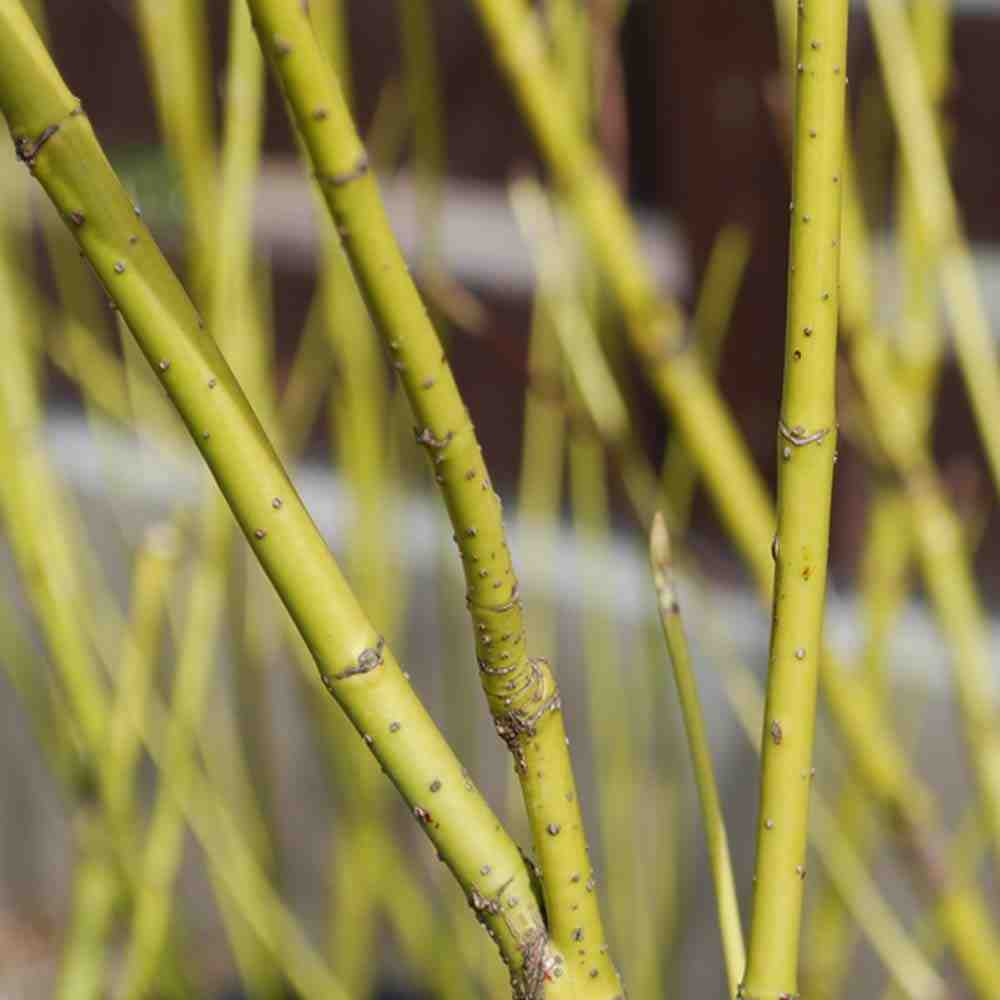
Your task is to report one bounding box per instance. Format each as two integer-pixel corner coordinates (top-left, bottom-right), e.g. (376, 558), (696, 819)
(484, 5), (1000, 992)
(661, 224), (751, 535)
(718, 643), (947, 1000)
(867, 0), (1000, 501)
(0, 4), (554, 987)
(566, 387), (639, 981)
(473, 0), (775, 589)
(650, 514), (745, 997)
(517, 300), (566, 664)
(105, 523), (179, 850)
(743, 3), (848, 996)
(241, 2), (619, 991)
(135, 0), (217, 293)
(511, 179), (661, 527)
(801, 486), (911, 1000)
(397, 0), (446, 268)
(55, 815), (119, 1000)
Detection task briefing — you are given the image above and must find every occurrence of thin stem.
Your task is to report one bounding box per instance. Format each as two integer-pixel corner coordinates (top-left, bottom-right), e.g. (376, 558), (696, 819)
(397, 0), (446, 269)
(105, 523), (179, 850)
(867, 0), (1000, 501)
(122, 4), (283, 991)
(118, 506), (232, 1000)
(716, 642), (947, 1000)
(490, 5), (1000, 988)
(55, 817), (119, 1000)
(743, 2), (849, 995)
(801, 487), (911, 1000)
(804, 1), (951, 977)
(649, 513), (745, 997)
(661, 224), (751, 535)
(309, 7), (412, 992)
(275, 292), (334, 455)
(771, 7), (1000, 992)
(511, 179), (662, 528)
(134, 0), (217, 294)
(0, 122), (108, 767)
(830, 20), (1000, 939)
(0, 4), (550, 984)
(127, 664), (353, 1000)
(240, 2), (619, 992)
(880, 806), (987, 1000)
(472, 0), (776, 591)
(517, 297), (566, 664)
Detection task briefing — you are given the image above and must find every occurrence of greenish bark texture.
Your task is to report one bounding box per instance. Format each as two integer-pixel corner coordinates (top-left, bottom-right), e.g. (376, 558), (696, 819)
(0, 3), (552, 990)
(240, 2), (621, 994)
(742, 1), (849, 996)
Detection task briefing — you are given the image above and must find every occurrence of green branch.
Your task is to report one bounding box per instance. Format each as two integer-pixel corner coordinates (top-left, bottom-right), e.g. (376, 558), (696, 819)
(868, 0), (1000, 501)
(476, 3), (1000, 994)
(649, 514), (745, 997)
(0, 4), (552, 990)
(472, 0), (775, 588)
(239, 2), (621, 993)
(742, 3), (849, 995)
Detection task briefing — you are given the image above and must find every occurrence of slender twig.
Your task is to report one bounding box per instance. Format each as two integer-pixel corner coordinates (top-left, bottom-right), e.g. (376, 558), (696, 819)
(105, 523), (179, 850)
(118, 507), (233, 999)
(720, 660), (947, 1000)
(397, 0), (446, 270)
(770, 6), (1000, 993)
(511, 179), (662, 527)
(805, 6), (951, 986)
(134, 0), (217, 293)
(649, 513), (745, 997)
(880, 807), (987, 1000)
(826, 24), (1000, 958)
(0, 148), (108, 758)
(515, 162), (654, 983)
(0, 4), (551, 986)
(473, 0), (776, 586)
(517, 297), (566, 665)
(240, 3), (620, 992)
(801, 487), (911, 1000)
(120, 5), (282, 992)
(306, 6), (419, 993)
(661, 224), (751, 535)
(1, 120), (131, 1000)
(125, 661), (354, 1000)
(742, 5), (848, 993)
(867, 0), (1000, 501)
